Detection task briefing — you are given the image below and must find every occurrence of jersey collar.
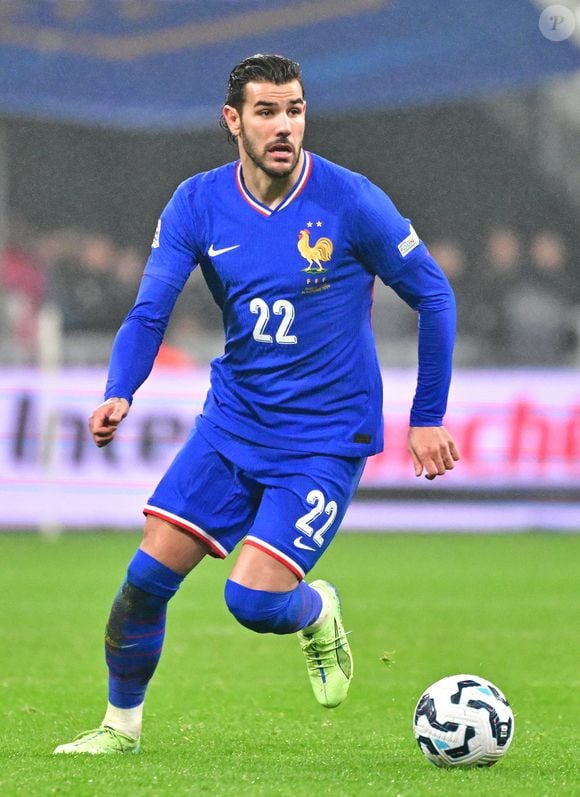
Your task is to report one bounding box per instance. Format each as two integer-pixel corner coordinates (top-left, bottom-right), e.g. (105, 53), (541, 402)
(235, 150), (312, 217)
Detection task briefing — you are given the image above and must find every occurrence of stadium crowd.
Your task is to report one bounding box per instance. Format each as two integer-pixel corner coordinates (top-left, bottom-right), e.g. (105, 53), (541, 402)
(1, 218), (578, 368)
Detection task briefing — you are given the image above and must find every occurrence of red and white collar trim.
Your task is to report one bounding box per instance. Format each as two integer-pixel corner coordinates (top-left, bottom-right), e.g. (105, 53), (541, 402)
(235, 150), (312, 217)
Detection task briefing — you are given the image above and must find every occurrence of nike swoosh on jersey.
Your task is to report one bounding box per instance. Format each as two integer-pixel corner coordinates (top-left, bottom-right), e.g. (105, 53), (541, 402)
(293, 536), (317, 552)
(208, 243), (241, 257)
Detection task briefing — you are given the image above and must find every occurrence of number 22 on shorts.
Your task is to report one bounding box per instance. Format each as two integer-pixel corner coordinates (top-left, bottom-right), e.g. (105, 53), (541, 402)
(295, 489), (338, 548)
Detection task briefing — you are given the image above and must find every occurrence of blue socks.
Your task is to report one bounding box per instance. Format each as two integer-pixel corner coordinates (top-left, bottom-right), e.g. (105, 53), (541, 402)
(224, 579), (323, 634)
(105, 549), (184, 709)
(105, 550), (323, 710)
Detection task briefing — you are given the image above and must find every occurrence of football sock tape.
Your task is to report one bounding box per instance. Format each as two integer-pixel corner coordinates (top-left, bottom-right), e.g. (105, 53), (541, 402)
(106, 549), (184, 709)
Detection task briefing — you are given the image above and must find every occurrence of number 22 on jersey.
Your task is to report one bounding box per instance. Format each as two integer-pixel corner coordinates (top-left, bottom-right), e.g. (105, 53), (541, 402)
(250, 298), (297, 345)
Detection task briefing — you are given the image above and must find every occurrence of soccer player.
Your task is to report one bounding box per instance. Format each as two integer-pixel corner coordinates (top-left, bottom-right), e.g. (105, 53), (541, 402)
(54, 54), (459, 755)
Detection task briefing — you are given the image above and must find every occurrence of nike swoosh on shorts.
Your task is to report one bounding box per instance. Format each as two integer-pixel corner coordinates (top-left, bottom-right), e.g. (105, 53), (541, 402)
(293, 536), (317, 552)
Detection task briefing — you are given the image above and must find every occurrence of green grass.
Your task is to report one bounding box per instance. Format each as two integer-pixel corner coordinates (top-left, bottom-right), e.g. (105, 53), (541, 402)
(1, 531), (580, 796)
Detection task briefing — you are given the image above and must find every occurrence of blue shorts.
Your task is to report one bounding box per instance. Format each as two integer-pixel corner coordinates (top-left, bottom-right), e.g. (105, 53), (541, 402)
(144, 416), (366, 580)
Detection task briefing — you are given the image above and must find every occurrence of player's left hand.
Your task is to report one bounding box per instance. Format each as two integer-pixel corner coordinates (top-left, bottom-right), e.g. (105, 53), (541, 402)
(407, 426), (460, 480)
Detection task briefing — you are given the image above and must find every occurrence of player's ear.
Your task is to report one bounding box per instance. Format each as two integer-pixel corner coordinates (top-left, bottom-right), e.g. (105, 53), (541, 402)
(222, 105), (241, 138)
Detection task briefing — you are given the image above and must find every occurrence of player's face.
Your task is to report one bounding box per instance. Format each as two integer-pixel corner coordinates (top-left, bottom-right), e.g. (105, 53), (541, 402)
(226, 80), (306, 179)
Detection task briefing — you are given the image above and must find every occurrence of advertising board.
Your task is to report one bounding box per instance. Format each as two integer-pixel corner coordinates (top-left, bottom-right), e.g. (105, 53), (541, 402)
(1, 367), (578, 529)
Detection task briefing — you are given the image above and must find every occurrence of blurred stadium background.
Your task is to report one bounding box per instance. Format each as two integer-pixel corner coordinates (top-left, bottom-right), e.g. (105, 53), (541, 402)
(1, 0), (579, 533)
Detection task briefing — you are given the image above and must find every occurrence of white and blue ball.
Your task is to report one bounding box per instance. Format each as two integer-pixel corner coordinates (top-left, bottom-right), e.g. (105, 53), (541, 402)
(413, 674), (514, 768)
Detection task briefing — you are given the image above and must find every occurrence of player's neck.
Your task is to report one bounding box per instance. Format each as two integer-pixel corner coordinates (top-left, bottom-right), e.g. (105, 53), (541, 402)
(240, 150), (305, 209)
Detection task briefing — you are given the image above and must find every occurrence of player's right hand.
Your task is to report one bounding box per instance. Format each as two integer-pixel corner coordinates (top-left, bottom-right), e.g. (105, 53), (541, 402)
(89, 397), (130, 447)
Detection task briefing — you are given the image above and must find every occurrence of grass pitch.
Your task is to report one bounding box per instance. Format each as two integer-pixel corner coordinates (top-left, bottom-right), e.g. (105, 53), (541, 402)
(1, 531), (580, 797)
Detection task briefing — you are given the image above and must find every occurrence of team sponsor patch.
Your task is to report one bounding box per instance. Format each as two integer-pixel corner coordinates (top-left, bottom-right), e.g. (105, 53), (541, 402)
(151, 219), (161, 248)
(397, 224), (420, 257)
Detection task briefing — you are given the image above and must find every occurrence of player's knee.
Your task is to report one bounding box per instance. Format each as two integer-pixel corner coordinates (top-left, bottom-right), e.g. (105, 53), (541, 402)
(224, 579), (294, 634)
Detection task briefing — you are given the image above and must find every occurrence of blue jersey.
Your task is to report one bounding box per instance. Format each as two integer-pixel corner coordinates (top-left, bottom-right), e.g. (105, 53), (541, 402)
(106, 151), (455, 457)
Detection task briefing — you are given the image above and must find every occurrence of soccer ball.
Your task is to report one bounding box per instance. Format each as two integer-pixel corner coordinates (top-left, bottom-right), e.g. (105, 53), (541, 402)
(413, 674), (514, 768)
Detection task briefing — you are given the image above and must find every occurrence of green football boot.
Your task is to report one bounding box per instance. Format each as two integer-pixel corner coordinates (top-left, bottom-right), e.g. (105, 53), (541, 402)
(297, 579), (353, 708)
(53, 726), (140, 755)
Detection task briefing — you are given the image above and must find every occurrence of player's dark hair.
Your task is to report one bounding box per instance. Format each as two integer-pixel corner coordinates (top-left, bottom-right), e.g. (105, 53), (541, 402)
(220, 53), (304, 142)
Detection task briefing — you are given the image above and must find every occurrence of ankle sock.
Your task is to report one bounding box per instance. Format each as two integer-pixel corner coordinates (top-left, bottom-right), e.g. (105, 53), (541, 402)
(102, 701), (143, 740)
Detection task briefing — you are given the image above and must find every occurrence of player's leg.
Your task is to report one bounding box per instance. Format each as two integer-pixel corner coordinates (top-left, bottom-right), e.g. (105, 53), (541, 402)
(101, 517), (208, 738)
(226, 544), (324, 633)
(225, 544), (351, 708)
(224, 452), (366, 708)
(54, 517), (209, 755)
(55, 425), (258, 755)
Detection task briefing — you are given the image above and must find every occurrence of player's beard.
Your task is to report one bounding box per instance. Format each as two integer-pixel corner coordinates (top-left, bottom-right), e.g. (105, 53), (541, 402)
(238, 124), (302, 180)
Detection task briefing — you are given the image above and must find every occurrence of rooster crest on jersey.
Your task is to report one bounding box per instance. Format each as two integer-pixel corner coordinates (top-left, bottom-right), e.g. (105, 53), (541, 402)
(297, 228), (333, 273)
